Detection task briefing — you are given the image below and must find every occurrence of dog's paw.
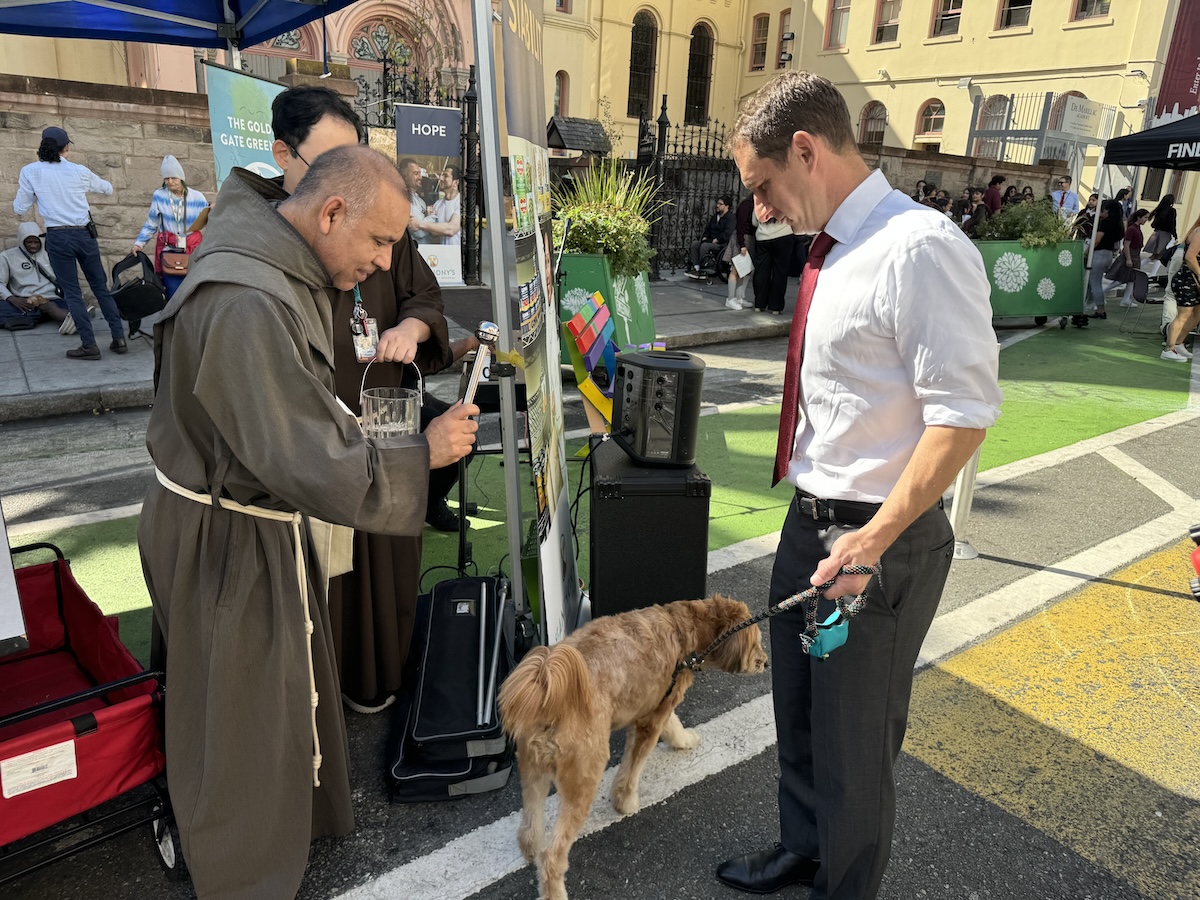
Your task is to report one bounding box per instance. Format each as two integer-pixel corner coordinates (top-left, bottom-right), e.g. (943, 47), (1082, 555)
(610, 782), (640, 816)
(670, 728), (701, 750)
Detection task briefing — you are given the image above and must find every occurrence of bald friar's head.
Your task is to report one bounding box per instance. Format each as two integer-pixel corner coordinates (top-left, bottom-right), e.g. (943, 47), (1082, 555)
(279, 145), (411, 290)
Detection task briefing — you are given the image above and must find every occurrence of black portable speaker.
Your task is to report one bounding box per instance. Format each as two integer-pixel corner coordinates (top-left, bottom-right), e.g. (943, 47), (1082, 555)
(612, 351), (705, 467)
(589, 438), (710, 617)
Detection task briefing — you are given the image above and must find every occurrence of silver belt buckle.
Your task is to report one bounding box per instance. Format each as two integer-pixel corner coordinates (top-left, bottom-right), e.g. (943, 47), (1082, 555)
(800, 495), (820, 520)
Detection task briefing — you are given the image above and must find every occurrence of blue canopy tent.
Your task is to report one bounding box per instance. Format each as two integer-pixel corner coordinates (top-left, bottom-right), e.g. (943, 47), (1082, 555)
(0, 0), (358, 50)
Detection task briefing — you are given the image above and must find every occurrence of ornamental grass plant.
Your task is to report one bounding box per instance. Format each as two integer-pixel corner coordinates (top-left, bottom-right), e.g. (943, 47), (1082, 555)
(552, 158), (667, 278)
(973, 198), (1075, 248)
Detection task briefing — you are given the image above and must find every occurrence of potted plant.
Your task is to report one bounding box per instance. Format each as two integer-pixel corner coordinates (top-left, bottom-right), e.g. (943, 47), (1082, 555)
(552, 158), (665, 358)
(970, 199), (1084, 323)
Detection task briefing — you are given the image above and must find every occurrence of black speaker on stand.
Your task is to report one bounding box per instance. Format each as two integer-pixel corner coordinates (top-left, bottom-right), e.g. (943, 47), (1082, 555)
(589, 352), (711, 618)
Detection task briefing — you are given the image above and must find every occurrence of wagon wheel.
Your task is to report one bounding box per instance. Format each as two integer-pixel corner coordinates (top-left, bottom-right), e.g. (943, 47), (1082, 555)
(1034, 316), (1047, 326)
(152, 817), (188, 881)
(1192, 577), (1200, 603)
(1059, 317), (1068, 329)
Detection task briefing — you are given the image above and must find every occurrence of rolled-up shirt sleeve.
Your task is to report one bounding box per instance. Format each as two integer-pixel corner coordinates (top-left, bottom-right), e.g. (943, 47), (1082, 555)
(892, 229), (1003, 430)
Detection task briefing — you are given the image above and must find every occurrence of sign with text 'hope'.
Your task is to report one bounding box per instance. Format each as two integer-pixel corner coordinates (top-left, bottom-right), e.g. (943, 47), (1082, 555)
(395, 103), (464, 286)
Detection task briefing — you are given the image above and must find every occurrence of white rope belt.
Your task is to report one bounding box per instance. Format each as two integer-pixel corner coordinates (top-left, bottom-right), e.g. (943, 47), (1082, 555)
(154, 467), (324, 788)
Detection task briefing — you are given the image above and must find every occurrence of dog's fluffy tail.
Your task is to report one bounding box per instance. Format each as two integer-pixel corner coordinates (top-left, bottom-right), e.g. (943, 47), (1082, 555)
(499, 643), (592, 743)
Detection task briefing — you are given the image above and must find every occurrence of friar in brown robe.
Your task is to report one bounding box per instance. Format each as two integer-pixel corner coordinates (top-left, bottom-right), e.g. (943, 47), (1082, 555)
(138, 148), (476, 899)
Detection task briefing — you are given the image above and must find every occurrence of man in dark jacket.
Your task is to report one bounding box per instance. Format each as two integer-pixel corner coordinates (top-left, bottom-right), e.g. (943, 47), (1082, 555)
(688, 193), (735, 275)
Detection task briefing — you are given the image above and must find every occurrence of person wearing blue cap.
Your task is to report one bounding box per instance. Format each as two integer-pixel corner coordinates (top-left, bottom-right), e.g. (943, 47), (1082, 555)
(12, 125), (128, 360)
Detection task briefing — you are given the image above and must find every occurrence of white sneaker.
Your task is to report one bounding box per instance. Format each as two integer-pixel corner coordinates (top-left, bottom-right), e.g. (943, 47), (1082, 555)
(1119, 299), (1137, 308)
(59, 314), (76, 336)
(1178, 345), (1194, 358)
(725, 298), (743, 310)
(740, 298), (754, 308)
(1161, 349), (1189, 361)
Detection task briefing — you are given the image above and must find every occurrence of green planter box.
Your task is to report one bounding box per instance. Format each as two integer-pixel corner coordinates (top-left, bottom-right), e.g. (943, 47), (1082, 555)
(557, 253), (656, 364)
(976, 240), (1086, 318)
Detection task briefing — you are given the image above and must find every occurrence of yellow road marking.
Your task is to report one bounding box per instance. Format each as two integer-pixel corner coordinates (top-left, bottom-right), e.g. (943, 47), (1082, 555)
(907, 539), (1200, 898)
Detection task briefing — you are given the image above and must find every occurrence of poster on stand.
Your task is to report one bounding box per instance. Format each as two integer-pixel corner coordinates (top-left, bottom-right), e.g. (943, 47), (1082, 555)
(203, 63), (285, 189)
(1153, 0), (1200, 125)
(501, 2), (580, 644)
(395, 103), (465, 286)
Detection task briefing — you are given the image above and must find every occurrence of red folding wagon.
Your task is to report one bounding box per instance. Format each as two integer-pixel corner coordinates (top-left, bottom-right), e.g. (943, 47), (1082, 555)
(0, 542), (184, 885)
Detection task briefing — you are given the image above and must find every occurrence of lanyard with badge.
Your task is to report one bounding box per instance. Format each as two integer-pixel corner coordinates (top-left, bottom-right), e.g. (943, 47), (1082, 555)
(350, 285), (380, 362)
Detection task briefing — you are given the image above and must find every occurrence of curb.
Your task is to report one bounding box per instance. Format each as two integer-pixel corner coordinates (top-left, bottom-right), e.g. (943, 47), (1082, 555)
(0, 382), (154, 424)
(661, 319), (791, 350)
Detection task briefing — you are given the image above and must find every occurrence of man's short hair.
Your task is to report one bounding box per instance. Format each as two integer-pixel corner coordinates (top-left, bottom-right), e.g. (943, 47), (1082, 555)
(284, 145), (405, 223)
(988, 175), (1005, 187)
(399, 157), (419, 173)
(730, 71), (856, 163)
(444, 164), (462, 183)
(272, 86), (364, 152)
(718, 193), (733, 208)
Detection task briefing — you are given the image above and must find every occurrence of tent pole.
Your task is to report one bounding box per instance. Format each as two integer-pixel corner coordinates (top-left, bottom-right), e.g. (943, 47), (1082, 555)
(1087, 147), (1108, 303)
(470, 0), (528, 624)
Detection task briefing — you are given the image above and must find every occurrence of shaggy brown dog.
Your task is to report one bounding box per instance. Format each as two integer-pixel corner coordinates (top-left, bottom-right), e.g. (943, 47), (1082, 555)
(498, 594), (768, 900)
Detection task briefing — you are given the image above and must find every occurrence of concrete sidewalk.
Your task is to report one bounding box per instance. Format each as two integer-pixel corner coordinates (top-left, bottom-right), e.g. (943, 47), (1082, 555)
(0, 272), (793, 423)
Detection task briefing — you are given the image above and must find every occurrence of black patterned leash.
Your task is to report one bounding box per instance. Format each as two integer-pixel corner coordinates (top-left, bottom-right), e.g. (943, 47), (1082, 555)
(658, 564), (881, 705)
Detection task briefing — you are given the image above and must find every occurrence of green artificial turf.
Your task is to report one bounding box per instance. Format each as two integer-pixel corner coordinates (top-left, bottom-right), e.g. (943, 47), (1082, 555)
(18, 319), (1192, 665)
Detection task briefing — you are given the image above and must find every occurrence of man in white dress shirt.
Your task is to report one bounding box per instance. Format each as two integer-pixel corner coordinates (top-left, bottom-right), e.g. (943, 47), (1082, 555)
(717, 72), (1002, 900)
(13, 126), (128, 359)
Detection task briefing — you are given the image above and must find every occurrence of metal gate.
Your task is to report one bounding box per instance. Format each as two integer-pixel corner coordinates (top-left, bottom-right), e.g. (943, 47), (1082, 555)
(645, 97), (744, 278)
(355, 61), (482, 285)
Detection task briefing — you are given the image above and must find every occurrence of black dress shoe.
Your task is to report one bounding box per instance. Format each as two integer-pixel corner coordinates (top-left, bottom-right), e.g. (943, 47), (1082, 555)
(716, 844), (819, 894)
(110, 338), (128, 354)
(425, 500), (462, 533)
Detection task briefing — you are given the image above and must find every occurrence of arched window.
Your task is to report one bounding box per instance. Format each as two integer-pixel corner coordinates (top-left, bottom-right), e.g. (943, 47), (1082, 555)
(974, 94), (1010, 158)
(859, 100), (887, 145)
(1048, 90), (1087, 130)
(917, 100), (945, 135)
(554, 71), (569, 117)
(684, 24), (714, 125)
(627, 11), (658, 119)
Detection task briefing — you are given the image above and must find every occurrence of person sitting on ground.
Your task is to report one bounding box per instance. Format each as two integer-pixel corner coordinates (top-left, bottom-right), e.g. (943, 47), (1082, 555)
(983, 174), (1005, 214)
(688, 194), (735, 276)
(1162, 210), (1200, 362)
(0, 222), (68, 329)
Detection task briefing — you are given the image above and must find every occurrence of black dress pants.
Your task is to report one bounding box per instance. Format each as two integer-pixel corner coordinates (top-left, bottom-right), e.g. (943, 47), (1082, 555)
(768, 494), (954, 900)
(752, 234), (795, 311)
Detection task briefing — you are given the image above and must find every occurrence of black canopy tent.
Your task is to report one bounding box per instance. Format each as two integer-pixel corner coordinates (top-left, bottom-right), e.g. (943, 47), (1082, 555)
(1104, 114), (1200, 170)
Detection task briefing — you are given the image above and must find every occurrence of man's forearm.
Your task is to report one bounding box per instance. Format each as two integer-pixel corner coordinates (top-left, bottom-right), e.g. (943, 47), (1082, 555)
(855, 424), (986, 561)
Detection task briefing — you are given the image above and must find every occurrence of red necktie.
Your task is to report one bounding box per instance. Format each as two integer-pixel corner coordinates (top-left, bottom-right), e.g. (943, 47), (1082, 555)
(774, 231), (836, 486)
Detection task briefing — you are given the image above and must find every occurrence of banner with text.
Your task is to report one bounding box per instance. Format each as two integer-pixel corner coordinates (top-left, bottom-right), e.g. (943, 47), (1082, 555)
(204, 63), (286, 189)
(501, 0), (580, 643)
(395, 103), (464, 286)
(1153, 0), (1200, 125)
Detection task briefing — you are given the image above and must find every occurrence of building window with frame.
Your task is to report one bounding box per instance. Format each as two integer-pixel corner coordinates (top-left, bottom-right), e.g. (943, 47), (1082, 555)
(932, 0), (962, 36)
(999, 0), (1032, 29)
(627, 11), (658, 119)
(973, 94), (1010, 157)
(1073, 0), (1109, 18)
(859, 100), (887, 145)
(918, 100), (945, 134)
(874, 0), (901, 43)
(684, 23), (714, 125)
(750, 15), (769, 71)
(828, 0), (852, 49)
(555, 0), (570, 12)
(777, 9), (792, 67)
(554, 71), (569, 117)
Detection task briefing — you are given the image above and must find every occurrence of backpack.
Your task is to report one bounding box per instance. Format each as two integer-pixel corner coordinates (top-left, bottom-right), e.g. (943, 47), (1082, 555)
(110, 252), (167, 321)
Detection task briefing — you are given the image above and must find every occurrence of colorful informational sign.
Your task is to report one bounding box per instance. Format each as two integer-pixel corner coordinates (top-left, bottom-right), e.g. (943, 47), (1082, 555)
(395, 103), (465, 285)
(501, 0), (581, 642)
(203, 63), (285, 189)
(1153, 0), (1200, 125)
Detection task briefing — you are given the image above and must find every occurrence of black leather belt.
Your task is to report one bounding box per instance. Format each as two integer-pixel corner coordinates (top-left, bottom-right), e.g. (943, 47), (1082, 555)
(45, 225), (88, 230)
(795, 490), (881, 526)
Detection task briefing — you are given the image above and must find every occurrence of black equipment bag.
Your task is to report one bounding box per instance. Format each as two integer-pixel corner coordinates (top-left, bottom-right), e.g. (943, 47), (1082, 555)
(110, 252), (167, 321)
(386, 575), (517, 802)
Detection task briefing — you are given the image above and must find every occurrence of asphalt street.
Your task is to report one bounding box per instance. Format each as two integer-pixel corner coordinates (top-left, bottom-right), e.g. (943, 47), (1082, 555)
(2, 334), (1198, 900)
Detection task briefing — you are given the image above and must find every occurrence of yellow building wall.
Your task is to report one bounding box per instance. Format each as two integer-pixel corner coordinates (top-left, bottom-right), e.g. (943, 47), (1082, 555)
(0, 35), (128, 85)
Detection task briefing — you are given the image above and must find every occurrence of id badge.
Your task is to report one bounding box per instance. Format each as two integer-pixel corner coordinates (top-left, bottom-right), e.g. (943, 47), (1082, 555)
(176, 233), (186, 249)
(352, 317), (379, 362)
